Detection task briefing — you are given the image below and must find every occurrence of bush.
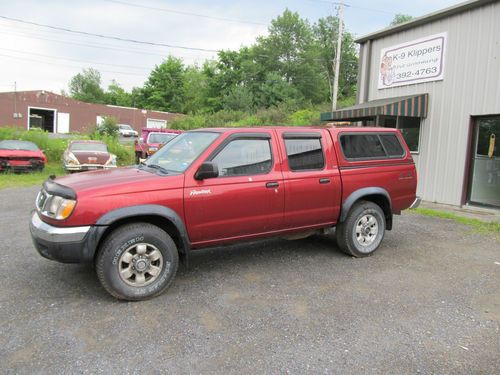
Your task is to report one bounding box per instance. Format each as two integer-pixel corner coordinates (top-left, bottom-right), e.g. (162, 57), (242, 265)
(288, 109), (321, 126)
(170, 115), (206, 130)
(0, 126), (133, 165)
(169, 104), (325, 130)
(94, 116), (119, 138)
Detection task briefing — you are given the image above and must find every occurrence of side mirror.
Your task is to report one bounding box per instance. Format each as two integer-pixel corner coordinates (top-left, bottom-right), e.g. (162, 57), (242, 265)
(195, 161), (218, 180)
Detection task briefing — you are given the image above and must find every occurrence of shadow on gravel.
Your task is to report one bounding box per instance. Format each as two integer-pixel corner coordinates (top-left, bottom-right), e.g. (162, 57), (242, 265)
(31, 234), (346, 301)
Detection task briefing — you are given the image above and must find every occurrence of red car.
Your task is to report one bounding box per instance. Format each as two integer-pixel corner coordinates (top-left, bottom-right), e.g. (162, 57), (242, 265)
(63, 140), (117, 172)
(0, 140), (47, 172)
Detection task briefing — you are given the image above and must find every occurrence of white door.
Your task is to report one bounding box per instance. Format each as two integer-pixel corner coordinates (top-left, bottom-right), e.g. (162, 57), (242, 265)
(57, 112), (70, 133)
(146, 119), (167, 128)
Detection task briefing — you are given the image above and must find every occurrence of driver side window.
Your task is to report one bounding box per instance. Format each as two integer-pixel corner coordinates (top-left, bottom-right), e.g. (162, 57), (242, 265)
(212, 139), (272, 177)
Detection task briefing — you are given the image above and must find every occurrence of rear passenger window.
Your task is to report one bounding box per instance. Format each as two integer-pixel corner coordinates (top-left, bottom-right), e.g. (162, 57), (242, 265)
(284, 138), (325, 171)
(379, 134), (404, 157)
(212, 139), (272, 177)
(340, 133), (405, 160)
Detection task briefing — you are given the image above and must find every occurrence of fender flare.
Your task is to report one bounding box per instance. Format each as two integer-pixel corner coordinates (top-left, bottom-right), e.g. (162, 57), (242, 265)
(340, 187), (392, 222)
(95, 204), (191, 253)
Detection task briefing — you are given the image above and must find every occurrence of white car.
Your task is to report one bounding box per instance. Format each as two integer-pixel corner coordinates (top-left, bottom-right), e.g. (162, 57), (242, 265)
(118, 124), (138, 137)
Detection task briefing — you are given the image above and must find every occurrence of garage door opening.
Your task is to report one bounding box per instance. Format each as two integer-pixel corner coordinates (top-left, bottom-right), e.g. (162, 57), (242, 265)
(29, 107), (56, 133)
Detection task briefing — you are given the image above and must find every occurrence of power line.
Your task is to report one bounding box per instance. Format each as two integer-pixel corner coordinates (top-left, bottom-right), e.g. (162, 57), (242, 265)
(0, 26), (213, 60)
(0, 15), (220, 53)
(0, 47), (151, 71)
(304, 0), (397, 16)
(101, 0), (268, 26)
(0, 52), (146, 77)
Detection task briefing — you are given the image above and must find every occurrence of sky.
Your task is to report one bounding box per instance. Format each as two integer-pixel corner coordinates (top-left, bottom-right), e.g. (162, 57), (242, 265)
(0, 0), (462, 94)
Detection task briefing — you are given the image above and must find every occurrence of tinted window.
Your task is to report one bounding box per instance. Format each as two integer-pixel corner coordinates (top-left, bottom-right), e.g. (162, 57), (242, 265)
(213, 139), (272, 177)
(379, 134), (405, 157)
(0, 140), (39, 151)
(340, 134), (386, 159)
(398, 117), (420, 152)
(285, 138), (325, 171)
(70, 142), (108, 152)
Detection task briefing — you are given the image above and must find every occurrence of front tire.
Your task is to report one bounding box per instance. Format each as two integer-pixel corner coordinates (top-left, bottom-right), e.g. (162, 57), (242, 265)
(96, 223), (179, 301)
(336, 200), (386, 257)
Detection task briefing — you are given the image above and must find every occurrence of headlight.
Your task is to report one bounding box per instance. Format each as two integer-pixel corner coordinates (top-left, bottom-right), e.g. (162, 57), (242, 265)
(40, 195), (76, 220)
(105, 154), (117, 165)
(149, 147), (158, 152)
(66, 152), (79, 165)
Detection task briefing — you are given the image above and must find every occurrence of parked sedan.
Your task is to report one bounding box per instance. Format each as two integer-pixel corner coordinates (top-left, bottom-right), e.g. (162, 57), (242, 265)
(0, 140), (47, 172)
(63, 140), (116, 172)
(118, 124), (138, 137)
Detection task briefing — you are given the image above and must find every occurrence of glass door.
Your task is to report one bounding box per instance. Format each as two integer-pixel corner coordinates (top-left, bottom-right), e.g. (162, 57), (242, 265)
(468, 116), (500, 208)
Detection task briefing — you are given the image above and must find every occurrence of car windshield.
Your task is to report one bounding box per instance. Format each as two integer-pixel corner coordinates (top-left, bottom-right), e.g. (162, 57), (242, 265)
(70, 142), (108, 152)
(0, 140), (39, 151)
(119, 125), (133, 130)
(147, 133), (177, 144)
(145, 132), (220, 173)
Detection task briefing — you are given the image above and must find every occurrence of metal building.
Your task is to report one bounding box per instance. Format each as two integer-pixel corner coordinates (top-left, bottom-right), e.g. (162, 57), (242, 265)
(321, 0), (500, 209)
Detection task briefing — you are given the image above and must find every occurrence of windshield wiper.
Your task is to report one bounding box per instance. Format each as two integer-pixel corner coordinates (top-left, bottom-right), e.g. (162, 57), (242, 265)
(145, 163), (169, 174)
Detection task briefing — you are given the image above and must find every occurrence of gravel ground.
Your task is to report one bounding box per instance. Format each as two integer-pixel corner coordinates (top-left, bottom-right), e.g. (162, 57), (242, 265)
(0, 186), (499, 374)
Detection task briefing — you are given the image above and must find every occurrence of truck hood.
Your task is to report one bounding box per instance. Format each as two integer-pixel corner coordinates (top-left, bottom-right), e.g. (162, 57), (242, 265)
(0, 149), (45, 160)
(53, 166), (183, 198)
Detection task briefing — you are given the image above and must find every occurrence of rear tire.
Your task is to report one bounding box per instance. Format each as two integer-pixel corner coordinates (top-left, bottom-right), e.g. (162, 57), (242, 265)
(336, 200), (386, 257)
(96, 223), (179, 301)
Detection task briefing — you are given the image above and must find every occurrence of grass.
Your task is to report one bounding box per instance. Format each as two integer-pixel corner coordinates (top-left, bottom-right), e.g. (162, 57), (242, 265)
(411, 207), (500, 234)
(0, 162), (66, 190)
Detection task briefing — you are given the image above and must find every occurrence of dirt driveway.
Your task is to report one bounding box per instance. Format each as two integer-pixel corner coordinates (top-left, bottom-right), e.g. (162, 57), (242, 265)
(1, 186), (499, 374)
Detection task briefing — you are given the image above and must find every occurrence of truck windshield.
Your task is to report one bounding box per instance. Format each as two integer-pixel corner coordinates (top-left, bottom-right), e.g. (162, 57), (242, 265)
(145, 132), (220, 173)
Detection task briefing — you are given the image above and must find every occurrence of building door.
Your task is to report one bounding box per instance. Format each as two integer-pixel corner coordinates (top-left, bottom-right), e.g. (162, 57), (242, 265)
(57, 112), (70, 133)
(468, 116), (500, 208)
(28, 107), (56, 132)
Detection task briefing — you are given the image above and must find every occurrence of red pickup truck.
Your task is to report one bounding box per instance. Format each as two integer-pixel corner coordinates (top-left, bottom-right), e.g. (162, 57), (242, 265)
(134, 128), (182, 163)
(30, 127), (419, 300)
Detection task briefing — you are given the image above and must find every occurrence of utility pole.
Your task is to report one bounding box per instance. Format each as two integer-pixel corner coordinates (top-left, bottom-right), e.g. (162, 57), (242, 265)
(14, 81), (17, 118)
(332, 2), (343, 112)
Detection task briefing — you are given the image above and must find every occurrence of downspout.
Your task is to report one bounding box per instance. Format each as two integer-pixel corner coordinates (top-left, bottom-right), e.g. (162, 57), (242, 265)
(361, 39), (372, 104)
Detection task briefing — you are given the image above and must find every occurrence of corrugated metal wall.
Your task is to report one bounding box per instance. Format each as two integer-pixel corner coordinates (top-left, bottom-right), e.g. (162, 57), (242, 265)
(358, 1), (500, 206)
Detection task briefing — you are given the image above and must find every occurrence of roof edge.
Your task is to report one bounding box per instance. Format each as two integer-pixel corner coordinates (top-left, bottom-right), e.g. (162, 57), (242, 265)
(355, 0), (496, 43)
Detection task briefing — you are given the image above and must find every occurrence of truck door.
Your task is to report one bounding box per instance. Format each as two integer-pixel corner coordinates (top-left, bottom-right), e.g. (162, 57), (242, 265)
(276, 129), (342, 228)
(184, 131), (285, 245)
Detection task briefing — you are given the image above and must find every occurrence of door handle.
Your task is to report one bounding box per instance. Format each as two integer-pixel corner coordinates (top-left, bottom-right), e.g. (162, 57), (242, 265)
(319, 178), (331, 184)
(266, 182), (279, 188)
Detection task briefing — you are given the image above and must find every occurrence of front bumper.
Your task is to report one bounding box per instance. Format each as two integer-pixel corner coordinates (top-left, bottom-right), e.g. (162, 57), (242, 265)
(64, 163), (117, 171)
(30, 212), (106, 263)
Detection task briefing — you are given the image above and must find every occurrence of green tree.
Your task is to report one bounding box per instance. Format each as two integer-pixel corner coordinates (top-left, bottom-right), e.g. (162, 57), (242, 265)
(254, 9), (326, 105)
(68, 68), (106, 103)
(222, 85), (254, 112)
(105, 80), (132, 107)
(313, 16), (358, 105)
(390, 14), (413, 26)
(182, 65), (210, 114)
(142, 56), (185, 112)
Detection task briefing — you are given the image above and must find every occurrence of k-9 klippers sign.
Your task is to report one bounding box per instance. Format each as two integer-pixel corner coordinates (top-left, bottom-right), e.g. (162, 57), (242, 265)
(378, 32), (447, 89)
